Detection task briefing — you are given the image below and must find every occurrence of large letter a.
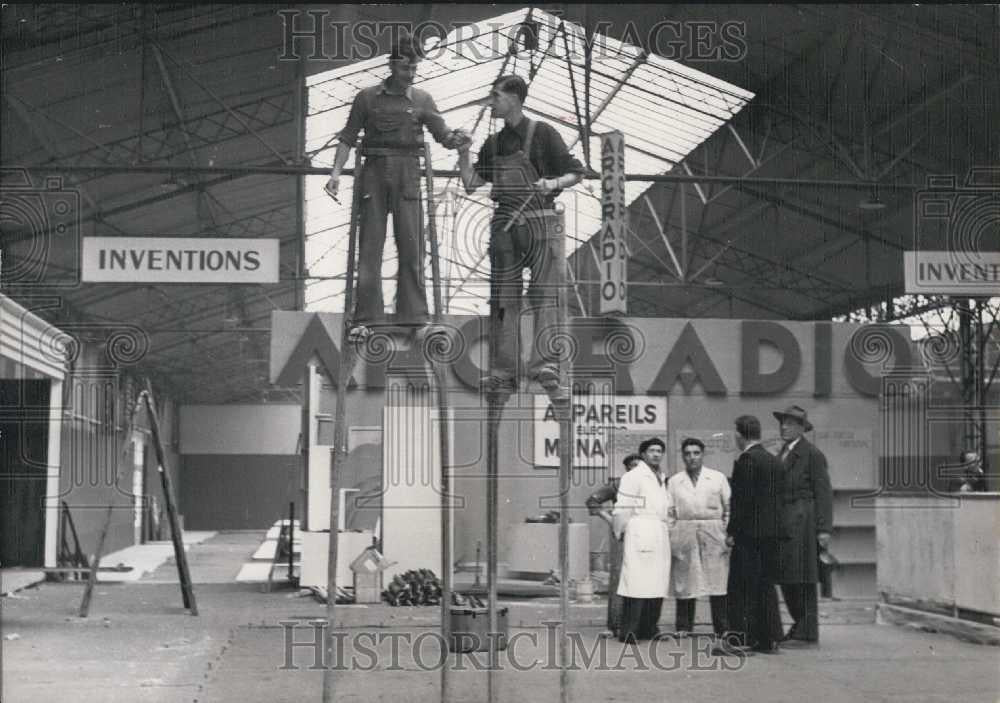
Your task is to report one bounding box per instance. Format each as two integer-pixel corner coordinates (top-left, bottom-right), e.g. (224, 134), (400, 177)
(650, 322), (727, 395)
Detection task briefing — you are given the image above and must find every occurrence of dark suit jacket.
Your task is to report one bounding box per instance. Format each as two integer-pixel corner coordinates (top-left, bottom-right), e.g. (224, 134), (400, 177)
(728, 444), (785, 541)
(775, 437), (833, 583)
(586, 477), (620, 514)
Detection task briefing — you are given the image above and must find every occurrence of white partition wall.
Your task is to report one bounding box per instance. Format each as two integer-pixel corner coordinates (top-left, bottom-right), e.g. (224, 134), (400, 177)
(380, 381), (442, 581)
(2, 294), (67, 568)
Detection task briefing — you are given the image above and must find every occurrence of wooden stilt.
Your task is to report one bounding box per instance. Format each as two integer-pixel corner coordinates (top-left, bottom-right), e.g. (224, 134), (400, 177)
(552, 207), (572, 703)
(322, 165), (364, 703)
(485, 387), (508, 703)
(483, 231), (510, 703)
(423, 141), (456, 703)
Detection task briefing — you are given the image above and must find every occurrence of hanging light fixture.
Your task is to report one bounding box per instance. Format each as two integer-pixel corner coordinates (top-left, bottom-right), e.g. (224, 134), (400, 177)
(859, 183), (886, 211)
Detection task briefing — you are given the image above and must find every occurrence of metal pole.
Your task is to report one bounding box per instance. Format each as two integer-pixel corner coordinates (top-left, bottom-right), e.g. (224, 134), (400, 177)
(483, 238), (511, 703)
(553, 209), (573, 703)
(976, 298), (987, 475)
(958, 299), (977, 457)
(557, 399), (571, 703)
(486, 389), (502, 703)
(288, 501), (295, 585)
(295, 47), (307, 311)
(13, 163), (925, 189)
(322, 166), (364, 703)
(680, 182), (688, 281)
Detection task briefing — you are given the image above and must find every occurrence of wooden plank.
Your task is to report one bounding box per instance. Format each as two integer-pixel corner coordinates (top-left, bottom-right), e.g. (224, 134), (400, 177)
(143, 380), (198, 615)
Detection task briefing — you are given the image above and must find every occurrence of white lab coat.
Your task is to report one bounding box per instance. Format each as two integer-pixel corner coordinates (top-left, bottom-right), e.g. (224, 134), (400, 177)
(613, 461), (672, 598)
(666, 467), (731, 598)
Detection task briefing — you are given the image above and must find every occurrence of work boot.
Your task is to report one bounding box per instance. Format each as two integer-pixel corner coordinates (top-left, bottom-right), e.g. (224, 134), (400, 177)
(480, 371), (516, 394)
(530, 365), (561, 389)
(529, 365), (570, 402)
(711, 633), (753, 657)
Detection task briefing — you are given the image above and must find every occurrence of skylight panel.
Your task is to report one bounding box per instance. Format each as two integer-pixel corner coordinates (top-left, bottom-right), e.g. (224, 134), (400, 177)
(303, 7), (754, 314)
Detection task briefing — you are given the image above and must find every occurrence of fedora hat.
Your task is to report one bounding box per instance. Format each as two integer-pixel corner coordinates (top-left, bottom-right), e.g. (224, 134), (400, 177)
(773, 405), (813, 432)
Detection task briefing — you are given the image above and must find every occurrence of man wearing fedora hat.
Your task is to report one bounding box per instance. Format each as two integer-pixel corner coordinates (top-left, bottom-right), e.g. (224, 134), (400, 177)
(772, 405), (833, 646)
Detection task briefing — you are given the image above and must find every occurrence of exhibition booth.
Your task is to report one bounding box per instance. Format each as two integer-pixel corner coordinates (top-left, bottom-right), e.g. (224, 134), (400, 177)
(268, 312), (936, 599)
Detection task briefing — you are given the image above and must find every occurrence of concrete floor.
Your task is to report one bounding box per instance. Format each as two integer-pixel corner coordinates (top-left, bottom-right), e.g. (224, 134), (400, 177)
(2, 531), (997, 703)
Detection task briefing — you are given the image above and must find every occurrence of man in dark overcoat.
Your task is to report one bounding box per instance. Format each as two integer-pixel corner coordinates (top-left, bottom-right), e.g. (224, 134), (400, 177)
(772, 405), (833, 646)
(725, 414), (785, 653)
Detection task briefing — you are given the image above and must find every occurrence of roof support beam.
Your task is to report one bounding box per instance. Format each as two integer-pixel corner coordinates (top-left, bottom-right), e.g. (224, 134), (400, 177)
(153, 41), (290, 164)
(566, 50), (648, 152)
(642, 194), (684, 279)
(12, 163), (925, 189)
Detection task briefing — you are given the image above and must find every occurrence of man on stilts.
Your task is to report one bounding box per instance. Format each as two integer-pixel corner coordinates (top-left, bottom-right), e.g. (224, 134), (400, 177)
(325, 32), (469, 342)
(456, 74), (584, 395)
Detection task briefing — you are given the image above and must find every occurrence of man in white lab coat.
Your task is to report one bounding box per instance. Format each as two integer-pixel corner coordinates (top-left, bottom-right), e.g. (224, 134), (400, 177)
(613, 437), (671, 643)
(667, 437), (732, 639)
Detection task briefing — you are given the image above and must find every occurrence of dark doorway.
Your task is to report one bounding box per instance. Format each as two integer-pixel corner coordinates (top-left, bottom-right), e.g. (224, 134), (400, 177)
(0, 379), (50, 567)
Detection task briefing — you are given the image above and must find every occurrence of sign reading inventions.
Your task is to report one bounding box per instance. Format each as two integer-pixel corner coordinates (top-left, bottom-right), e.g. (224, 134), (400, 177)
(903, 251), (1000, 296)
(599, 131), (627, 314)
(82, 237), (279, 283)
(535, 394), (667, 469)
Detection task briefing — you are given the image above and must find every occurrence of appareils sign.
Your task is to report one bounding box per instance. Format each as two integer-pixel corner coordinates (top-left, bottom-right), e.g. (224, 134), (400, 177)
(534, 394), (667, 468)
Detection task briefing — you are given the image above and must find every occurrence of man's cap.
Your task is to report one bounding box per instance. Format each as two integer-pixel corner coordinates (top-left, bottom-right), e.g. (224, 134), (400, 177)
(773, 405), (813, 432)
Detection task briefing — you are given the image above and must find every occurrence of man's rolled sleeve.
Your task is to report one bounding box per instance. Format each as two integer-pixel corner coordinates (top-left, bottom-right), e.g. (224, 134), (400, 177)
(545, 124), (585, 177)
(586, 483), (618, 515)
(473, 141), (493, 183)
(338, 91), (368, 148)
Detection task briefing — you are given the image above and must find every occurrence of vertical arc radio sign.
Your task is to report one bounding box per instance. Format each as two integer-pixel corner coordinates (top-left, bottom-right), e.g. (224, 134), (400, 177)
(600, 131), (627, 314)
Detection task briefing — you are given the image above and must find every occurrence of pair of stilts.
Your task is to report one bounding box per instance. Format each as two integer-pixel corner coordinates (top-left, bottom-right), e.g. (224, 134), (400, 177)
(321, 142), (574, 703)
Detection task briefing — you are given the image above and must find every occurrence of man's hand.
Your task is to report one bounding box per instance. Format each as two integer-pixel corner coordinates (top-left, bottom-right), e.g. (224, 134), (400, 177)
(725, 535), (735, 548)
(534, 177), (559, 195)
(324, 174), (340, 202)
(817, 532), (831, 549)
(444, 128), (473, 151)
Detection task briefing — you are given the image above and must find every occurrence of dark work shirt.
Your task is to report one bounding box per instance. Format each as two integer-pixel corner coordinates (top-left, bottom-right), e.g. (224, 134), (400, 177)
(339, 80), (451, 150)
(473, 118), (585, 200)
(586, 477), (621, 514)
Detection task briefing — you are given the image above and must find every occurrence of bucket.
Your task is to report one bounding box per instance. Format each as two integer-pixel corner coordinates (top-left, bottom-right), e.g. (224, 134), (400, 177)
(574, 577), (594, 603)
(449, 607), (509, 653)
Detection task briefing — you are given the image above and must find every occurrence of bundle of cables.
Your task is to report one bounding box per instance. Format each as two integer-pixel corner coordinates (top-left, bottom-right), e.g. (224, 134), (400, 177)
(382, 569), (443, 606)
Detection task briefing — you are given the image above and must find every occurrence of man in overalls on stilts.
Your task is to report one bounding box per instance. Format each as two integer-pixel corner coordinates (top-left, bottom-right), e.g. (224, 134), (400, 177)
(325, 33), (469, 342)
(456, 75), (585, 395)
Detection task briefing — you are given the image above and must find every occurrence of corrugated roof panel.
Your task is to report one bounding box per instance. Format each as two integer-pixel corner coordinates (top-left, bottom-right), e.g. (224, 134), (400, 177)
(645, 52), (754, 103)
